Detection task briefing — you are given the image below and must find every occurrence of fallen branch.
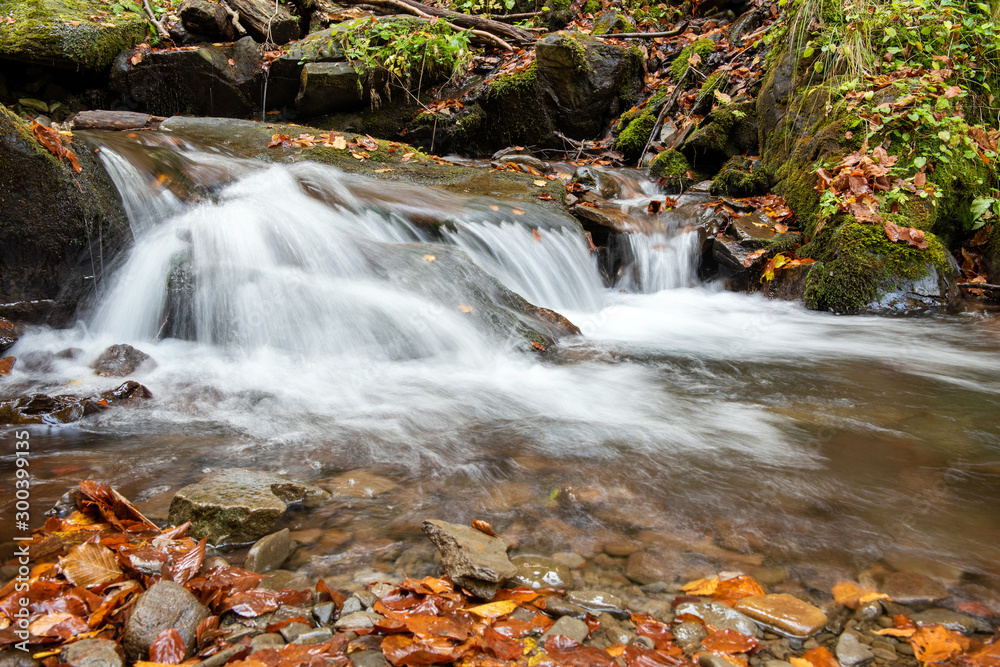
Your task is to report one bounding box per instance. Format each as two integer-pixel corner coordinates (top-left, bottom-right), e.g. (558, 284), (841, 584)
(593, 21), (689, 40)
(141, 0), (170, 39)
(638, 65), (694, 165)
(219, 0), (248, 35)
(958, 282), (1000, 297)
(493, 10), (542, 21)
(340, 0), (534, 45)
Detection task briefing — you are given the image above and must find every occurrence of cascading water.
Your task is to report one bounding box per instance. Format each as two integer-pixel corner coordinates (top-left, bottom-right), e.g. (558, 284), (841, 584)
(4, 130), (1000, 589)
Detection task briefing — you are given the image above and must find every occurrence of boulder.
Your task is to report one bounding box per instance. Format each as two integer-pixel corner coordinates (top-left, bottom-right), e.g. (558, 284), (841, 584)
(0, 0), (147, 70)
(179, 0), (237, 41)
(122, 581), (210, 662)
(422, 519), (517, 599)
(0, 106), (131, 326)
(61, 638), (123, 667)
(0, 381), (152, 425)
(0, 318), (20, 352)
(168, 469), (329, 545)
(109, 37), (265, 118)
(91, 343), (154, 377)
(295, 62), (363, 116)
(535, 32), (644, 138)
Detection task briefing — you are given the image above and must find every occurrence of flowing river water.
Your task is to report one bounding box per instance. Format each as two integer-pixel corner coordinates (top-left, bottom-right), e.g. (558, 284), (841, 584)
(2, 130), (1000, 601)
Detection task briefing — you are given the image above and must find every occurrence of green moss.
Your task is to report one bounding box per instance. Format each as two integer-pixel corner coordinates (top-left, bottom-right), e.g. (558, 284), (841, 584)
(681, 108), (734, 169)
(478, 63), (552, 149)
(614, 110), (656, 161)
(710, 155), (769, 196)
(649, 149), (689, 180)
(562, 31), (590, 73)
(802, 221), (949, 312)
(670, 38), (716, 80)
(0, 0), (148, 69)
(986, 223), (1000, 282)
(696, 71), (725, 105)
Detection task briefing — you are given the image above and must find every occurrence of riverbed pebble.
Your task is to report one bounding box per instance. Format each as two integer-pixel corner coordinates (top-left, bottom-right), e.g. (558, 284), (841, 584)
(735, 594), (828, 639)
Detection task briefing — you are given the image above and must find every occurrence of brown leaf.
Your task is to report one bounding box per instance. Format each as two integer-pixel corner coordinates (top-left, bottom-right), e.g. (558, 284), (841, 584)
(0, 357), (14, 375)
(149, 628), (185, 664)
(883, 220), (928, 248)
(381, 634), (467, 665)
(168, 537), (205, 584)
(482, 625), (521, 661)
(60, 543), (122, 588)
(712, 576), (765, 606)
(793, 646), (839, 667)
(31, 122), (82, 173)
(544, 634), (615, 666)
(268, 134), (292, 148)
(220, 589), (280, 617)
(532, 228), (542, 242)
(359, 135), (379, 151)
(471, 520), (498, 537)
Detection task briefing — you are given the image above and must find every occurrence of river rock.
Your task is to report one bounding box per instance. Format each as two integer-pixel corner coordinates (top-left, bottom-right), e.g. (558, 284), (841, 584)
(571, 166), (622, 200)
(322, 470), (398, 498)
(699, 655), (744, 667)
(0, 650), (41, 667)
(422, 519), (517, 599)
(334, 611), (385, 630)
(880, 572), (948, 608)
(168, 469), (329, 544)
(541, 615), (590, 644)
(625, 550), (677, 585)
(61, 638), (123, 667)
(244, 528), (291, 573)
(0, 107), (131, 326)
(295, 62), (364, 117)
(912, 608), (980, 634)
(544, 597), (588, 618)
(734, 594), (828, 639)
(674, 601), (759, 637)
(0, 0), (146, 69)
(535, 32), (644, 138)
(674, 621), (708, 649)
(123, 581), (210, 662)
(110, 37), (265, 118)
(91, 344), (153, 377)
(835, 630), (874, 666)
(564, 589), (629, 618)
(506, 555), (572, 590)
(0, 318), (19, 352)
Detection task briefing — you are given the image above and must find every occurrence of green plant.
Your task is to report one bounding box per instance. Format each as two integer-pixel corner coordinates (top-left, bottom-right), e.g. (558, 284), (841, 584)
(449, 0), (514, 16)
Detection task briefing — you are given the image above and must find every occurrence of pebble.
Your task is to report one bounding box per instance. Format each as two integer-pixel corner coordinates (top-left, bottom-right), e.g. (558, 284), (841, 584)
(835, 630), (874, 666)
(341, 597), (364, 616)
(564, 589), (630, 618)
(625, 550), (677, 585)
(551, 552), (586, 569)
(335, 611), (385, 630)
(293, 628), (334, 645)
(313, 601), (337, 625)
(912, 608), (978, 634)
(244, 528), (291, 573)
(872, 647), (897, 662)
(350, 650), (389, 667)
(897, 643), (915, 656)
(250, 633), (285, 650)
(507, 555), (572, 590)
(735, 594), (828, 639)
(541, 616), (589, 644)
(674, 601), (759, 637)
(122, 581), (209, 662)
(604, 541), (640, 557)
(259, 569), (310, 591)
(61, 638), (122, 667)
(880, 572), (948, 608)
(673, 621), (708, 648)
(279, 622), (312, 643)
(699, 654), (743, 667)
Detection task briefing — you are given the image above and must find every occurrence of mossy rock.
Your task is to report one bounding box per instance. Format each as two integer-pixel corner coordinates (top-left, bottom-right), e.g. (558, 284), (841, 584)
(670, 38), (716, 81)
(710, 155), (769, 197)
(801, 221), (959, 313)
(592, 9), (637, 35)
(614, 109), (656, 162)
(649, 149), (689, 180)
(0, 107), (131, 325)
(0, 0), (148, 70)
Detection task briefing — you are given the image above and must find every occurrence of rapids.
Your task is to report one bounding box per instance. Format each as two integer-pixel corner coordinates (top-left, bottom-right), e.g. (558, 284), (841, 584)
(2, 130), (999, 594)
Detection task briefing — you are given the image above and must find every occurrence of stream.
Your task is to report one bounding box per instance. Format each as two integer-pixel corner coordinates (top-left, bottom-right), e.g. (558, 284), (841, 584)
(2, 129), (1000, 600)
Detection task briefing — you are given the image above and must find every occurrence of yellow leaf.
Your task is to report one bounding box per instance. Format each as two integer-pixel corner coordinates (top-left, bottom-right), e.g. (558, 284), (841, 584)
(874, 627), (916, 638)
(714, 89), (732, 104)
(533, 180), (546, 186)
(468, 600), (518, 619)
(423, 255), (436, 262)
(60, 543), (122, 587)
(682, 576), (720, 596)
(458, 305), (473, 313)
(489, 205), (500, 211)
(512, 208), (525, 216)
(788, 658), (812, 667)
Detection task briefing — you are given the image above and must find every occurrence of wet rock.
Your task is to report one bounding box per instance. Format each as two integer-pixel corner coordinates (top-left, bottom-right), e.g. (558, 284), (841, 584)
(110, 37), (266, 118)
(545, 597), (589, 618)
(734, 594), (828, 639)
(123, 581), (210, 662)
(334, 611), (385, 630)
(836, 630), (874, 666)
(592, 9), (637, 35)
(0, 357), (14, 376)
(0, 107), (131, 326)
(423, 519), (517, 599)
(260, 569), (310, 592)
(674, 601), (759, 637)
(572, 166), (622, 200)
(0, 650), (41, 667)
(699, 654), (743, 667)
(535, 32), (644, 138)
(506, 555), (572, 590)
(710, 155), (770, 197)
(61, 638), (123, 667)
(279, 621), (312, 642)
(551, 552), (586, 569)
(351, 650), (389, 667)
(0, 0), (146, 69)
(625, 550), (677, 585)
(491, 153), (551, 175)
(249, 633), (285, 651)
(313, 601), (337, 625)
(674, 621), (708, 648)
(564, 589), (629, 618)
(295, 62), (364, 117)
(322, 470), (398, 498)
(912, 609), (979, 634)
(880, 572), (948, 608)
(168, 469), (329, 545)
(294, 628), (334, 645)
(0, 318), (19, 352)
(92, 344), (154, 377)
(541, 615), (589, 644)
(179, 0), (237, 40)
(245, 528), (291, 573)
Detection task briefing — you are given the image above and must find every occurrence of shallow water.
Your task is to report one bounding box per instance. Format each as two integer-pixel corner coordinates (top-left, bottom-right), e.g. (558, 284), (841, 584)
(2, 131), (999, 599)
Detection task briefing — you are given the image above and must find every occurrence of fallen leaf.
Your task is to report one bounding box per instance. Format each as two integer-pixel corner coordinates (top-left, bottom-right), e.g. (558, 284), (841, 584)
(532, 228), (542, 242)
(471, 520), (497, 537)
(910, 624), (967, 663)
(469, 600), (519, 619)
(424, 255), (436, 262)
(458, 305), (474, 314)
(712, 576), (765, 606)
(883, 220), (928, 248)
(530, 341), (546, 351)
(533, 180), (547, 186)
(60, 543), (122, 588)
(774, 222), (789, 233)
(793, 646), (839, 667)
(149, 628), (185, 664)
(359, 135), (379, 151)
(512, 208), (525, 216)
(701, 628), (758, 654)
(268, 134), (292, 148)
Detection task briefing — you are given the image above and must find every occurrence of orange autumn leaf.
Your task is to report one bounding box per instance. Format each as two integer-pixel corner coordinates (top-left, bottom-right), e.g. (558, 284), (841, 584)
(910, 624), (968, 663)
(468, 600), (518, 619)
(701, 628), (759, 654)
(471, 519), (497, 537)
(832, 581), (883, 610)
(793, 646), (839, 667)
(682, 576), (720, 596)
(712, 576), (765, 606)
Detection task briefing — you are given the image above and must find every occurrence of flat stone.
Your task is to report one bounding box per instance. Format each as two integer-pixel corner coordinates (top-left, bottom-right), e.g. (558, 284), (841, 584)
(735, 594), (828, 639)
(313, 601), (337, 625)
(123, 581), (210, 662)
(245, 528), (291, 573)
(422, 519), (517, 600)
(341, 597), (364, 616)
(350, 650), (389, 667)
(544, 598), (589, 618)
(912, 609), (978, 634)
(168, 469), (328, 545)
(259, 569), (310, 592)
(249, 633), (285, 651)
(699, 655), (743, 667)
(625, 550), (677, 585)
(335, 611), (385, 630)
(881, 572), (948, 608)
(564, 589), (629, 619)
(507, 555), (572, 590)
(293, 628), (334, 645)
(61, 638), (123, 667)
(279, 621), (312, 643)
(835, 630), (874, 666)
(674, 601), (759, 637)
(540, 616), (589, 644)
(191, 645), (243, 667)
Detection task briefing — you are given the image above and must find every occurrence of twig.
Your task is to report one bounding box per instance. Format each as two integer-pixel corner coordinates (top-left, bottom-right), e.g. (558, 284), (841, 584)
(219, 1), (247, 35)
(592, 21), (689, 40)
(959, 282), (1000, 291)
(637, 65), (692, 165)
(493, 10), (542, 21)
(141, 0), (170, 39)
(367, 0), (513, 50)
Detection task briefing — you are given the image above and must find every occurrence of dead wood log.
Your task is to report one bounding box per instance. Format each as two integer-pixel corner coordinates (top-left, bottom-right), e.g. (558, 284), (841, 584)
(70, 110), (166, 131)
(227, 0), (301, 44)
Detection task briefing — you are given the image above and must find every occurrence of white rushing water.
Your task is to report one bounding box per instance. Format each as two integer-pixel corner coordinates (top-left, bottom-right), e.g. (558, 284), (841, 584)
(5, 136), (1000, 576)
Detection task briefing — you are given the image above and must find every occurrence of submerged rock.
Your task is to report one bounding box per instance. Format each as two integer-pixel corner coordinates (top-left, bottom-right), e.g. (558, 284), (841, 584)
(168, 469), (329, 545)
(422, 519), (517, 599)
(0, 381), (152, 425)
(91, 344), (154, 377)
(506, 555), (572, 590)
